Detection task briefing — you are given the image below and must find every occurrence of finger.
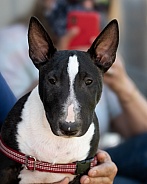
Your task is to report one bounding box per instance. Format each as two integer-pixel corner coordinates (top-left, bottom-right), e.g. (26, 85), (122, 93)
(88, 151), (117, 178)
(80, 175), (112, 184)
(89, 161), (117, 178)
(80, 175), (90, 184)
(97, 150), (112, 163)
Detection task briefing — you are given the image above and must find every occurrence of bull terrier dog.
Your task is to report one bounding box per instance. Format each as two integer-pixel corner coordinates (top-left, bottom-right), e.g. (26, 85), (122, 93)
(0, 17), (119, 183)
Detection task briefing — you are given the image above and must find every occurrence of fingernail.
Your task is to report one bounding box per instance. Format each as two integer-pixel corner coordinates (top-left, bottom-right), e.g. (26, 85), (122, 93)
(83, 177), (90, 184)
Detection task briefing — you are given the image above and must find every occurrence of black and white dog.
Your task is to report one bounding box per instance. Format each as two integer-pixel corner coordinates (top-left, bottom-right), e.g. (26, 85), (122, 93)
(0, 17), (119, 183)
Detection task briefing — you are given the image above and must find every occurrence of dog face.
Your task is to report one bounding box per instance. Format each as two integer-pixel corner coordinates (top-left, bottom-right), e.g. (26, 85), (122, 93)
(28, 17), (119, 137)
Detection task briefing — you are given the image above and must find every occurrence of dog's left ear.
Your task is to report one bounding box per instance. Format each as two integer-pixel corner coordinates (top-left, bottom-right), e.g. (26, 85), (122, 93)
(28, 16), (57, 69)
(87, 19), (119, 73)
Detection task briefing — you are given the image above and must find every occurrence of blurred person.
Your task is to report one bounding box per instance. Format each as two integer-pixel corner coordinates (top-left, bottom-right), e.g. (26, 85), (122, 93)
(46, 0), (112, 50)
(47, 0), (102, 44)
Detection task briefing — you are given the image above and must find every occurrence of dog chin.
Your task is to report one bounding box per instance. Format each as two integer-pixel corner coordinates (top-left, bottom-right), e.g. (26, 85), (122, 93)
(55, 129), (82, 138)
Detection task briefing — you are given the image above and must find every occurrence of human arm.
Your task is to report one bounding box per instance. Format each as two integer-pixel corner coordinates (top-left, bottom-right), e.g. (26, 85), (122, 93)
(104, 55), (147, 137)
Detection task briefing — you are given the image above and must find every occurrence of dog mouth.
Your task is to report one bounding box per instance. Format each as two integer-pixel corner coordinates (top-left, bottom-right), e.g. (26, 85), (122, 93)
(57, 129), (81, 137)
(58, 122), (81, 137)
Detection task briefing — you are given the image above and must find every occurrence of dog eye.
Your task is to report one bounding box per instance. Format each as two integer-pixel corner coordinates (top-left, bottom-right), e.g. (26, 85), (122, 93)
(49, 78), (56, 85)
(85, 79), (93, 85)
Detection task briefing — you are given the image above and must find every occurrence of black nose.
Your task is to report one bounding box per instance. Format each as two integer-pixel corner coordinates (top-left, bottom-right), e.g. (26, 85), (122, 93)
(59, 121), (80, 136)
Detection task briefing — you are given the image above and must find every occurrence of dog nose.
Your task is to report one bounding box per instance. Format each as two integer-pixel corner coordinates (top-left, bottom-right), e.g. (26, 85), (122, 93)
(59, 121), (80, 136)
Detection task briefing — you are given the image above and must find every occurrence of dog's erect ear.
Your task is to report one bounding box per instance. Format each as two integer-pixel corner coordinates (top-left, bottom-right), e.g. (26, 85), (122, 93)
(87, 19), (119, 73)
(28, 17), (57, 69)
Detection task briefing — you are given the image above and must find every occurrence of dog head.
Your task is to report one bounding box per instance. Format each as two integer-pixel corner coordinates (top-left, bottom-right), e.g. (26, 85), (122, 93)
(28, 17), (119, 137)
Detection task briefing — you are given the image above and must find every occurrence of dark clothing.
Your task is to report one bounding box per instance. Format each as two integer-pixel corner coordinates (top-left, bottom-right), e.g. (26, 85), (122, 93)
(107, 133), (147, 184)
(114, 176), (140, 184)
(0, 73), (16, 127)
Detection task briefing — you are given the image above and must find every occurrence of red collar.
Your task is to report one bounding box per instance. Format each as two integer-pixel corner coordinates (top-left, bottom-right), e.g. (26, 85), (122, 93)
(0, 137), (97, 175)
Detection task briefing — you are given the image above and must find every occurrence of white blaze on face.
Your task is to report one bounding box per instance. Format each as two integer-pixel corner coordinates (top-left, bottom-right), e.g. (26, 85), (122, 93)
(66, 104), (75, 123)
(65, 55), (79, 123)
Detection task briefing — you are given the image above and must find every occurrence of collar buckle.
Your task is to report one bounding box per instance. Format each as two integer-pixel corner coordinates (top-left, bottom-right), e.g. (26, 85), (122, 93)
(75, 158), (94, 175)
(25, 155), (37, 171)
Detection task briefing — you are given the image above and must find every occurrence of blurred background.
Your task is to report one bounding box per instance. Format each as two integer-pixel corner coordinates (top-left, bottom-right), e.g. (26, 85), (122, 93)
(0, 0), (147, 99)
(0, 0), (35, 27)
(1, 2), (147, 183)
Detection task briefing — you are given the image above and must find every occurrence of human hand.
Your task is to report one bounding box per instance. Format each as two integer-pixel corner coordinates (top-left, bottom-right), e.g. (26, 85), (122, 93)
(52, 150), (117, 184)
(57, 28), (95, 51)
(80, 150), (117, 184)
(57, 27), (80, 50)
(104, 54), (136, 102)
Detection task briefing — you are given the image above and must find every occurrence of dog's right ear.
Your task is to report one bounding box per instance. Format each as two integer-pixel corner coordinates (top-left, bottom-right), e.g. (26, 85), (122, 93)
(28, 17), (57, 69)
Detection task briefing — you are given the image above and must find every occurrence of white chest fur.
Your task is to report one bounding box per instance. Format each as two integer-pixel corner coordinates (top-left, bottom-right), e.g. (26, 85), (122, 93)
(17, 87), (95, 183)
